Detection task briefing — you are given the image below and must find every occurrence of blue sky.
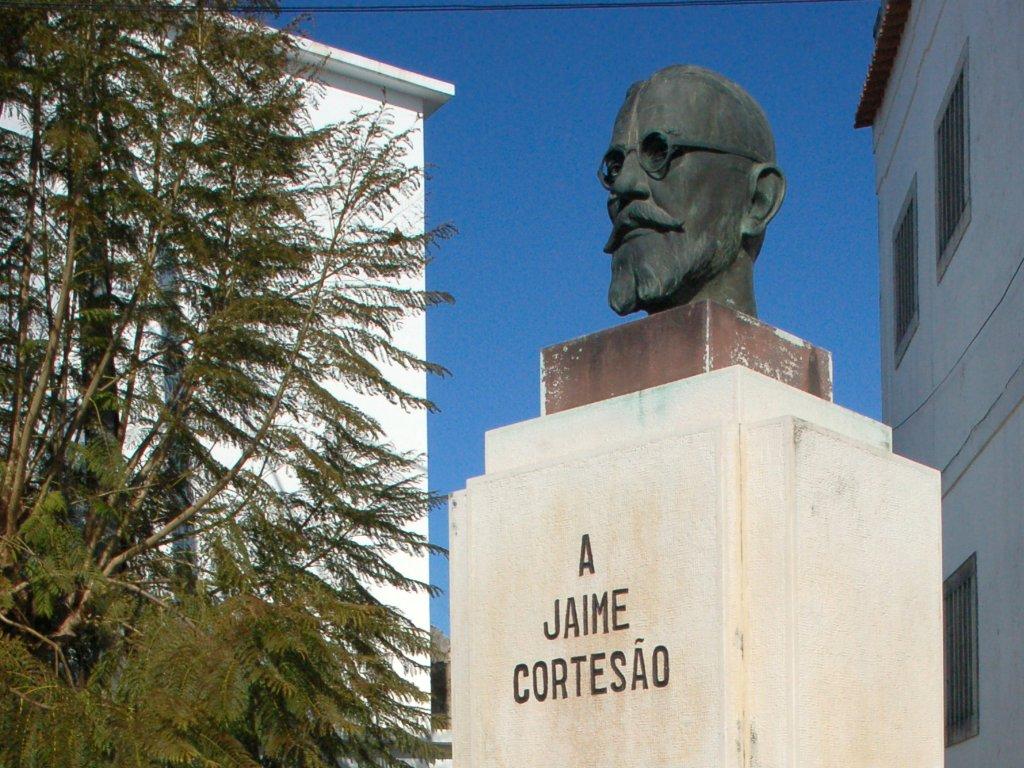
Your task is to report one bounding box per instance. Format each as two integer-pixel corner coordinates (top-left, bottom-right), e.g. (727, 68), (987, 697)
(287, 0), (882, 634)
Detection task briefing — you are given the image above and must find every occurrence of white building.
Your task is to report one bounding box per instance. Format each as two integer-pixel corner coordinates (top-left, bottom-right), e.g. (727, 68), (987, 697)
(856, 1), (1024, 764)
(290, 36), (454, 705)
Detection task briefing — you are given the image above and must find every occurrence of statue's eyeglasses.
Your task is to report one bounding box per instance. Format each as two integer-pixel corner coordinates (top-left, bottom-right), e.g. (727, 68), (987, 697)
(598, 130), (762, 190)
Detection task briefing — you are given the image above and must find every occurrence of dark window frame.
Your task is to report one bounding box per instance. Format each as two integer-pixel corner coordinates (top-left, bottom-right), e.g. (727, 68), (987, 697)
(944, 552), (979, 747)
(935, 44), (971, 280)
(893, 178), (919, 366)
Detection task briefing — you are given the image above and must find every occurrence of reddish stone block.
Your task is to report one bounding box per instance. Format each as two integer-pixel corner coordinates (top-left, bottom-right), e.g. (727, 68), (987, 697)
(541, 300), (832, 415)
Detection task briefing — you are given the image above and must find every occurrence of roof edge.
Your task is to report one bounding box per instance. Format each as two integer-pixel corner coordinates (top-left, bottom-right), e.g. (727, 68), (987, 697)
(289, 35), (455, 118)
(854, 0), (912, 129)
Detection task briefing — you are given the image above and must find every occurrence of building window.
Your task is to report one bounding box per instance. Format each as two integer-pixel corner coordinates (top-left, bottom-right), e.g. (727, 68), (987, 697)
(936, 52), (970, 275)
(944, 553), (979, 746)
(893, 181), (918, 363)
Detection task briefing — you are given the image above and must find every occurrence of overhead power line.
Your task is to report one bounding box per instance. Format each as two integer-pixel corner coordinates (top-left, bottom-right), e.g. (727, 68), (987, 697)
(893, 244), (1024, 431)
(0, 0), (871, 14)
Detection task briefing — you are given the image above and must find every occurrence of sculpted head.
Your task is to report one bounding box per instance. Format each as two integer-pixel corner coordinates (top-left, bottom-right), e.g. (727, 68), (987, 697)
(599, 65), (786, 316)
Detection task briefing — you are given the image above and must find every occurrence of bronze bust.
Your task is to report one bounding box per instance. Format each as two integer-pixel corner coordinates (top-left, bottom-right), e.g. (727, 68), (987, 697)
(599, 65), (786, 317)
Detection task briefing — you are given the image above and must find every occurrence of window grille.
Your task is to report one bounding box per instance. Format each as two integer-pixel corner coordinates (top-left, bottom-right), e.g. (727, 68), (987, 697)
(893, 185), (917, 360)
(936, 61), (969, 269)
(944, 553), (979, 746)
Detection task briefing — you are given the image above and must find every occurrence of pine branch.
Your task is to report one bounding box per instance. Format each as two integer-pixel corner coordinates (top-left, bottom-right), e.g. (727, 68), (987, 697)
(2, 210), (80, 526)
(5, 85), (43, 525)
(103, 198), (346, 577)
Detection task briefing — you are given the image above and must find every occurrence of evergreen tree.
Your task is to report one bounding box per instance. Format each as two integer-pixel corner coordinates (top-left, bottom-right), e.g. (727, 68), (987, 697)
(0, 2), (452, 765)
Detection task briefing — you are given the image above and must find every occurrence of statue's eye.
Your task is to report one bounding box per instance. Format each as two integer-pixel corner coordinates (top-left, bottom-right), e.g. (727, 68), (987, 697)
(599, 149), (625, 188)
(640, 132), (670, 173)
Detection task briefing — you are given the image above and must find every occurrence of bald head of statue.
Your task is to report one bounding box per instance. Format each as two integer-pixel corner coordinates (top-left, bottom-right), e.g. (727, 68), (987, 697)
(599, 65), (786, 316)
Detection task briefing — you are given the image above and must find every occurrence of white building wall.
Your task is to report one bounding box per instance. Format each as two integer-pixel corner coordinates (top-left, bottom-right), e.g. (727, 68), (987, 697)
(290, 39), (453, 699)
(871, 1), (1024, 765)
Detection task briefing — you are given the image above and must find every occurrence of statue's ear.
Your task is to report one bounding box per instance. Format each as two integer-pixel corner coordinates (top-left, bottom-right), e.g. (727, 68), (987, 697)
(741, 163), (786, 238)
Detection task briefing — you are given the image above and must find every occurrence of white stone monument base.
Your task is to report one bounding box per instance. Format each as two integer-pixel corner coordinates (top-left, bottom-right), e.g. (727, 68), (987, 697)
(451, 365), (942, 768)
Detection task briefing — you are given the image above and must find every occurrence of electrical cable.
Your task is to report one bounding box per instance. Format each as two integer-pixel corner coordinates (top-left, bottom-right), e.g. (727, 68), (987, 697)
(0, 0), (872, 14)
(894, 244), (1024, 430)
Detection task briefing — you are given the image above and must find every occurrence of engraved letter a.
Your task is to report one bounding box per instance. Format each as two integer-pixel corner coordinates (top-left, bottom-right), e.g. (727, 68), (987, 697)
(579, 534), (595, 576)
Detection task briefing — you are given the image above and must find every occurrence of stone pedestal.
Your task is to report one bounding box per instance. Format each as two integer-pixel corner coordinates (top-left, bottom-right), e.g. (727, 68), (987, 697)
(541, 300), (833, 414)
(451, 317), (943, 768)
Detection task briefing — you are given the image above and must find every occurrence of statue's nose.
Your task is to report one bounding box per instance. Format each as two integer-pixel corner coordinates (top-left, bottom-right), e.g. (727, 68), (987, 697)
(611, 152), (650, 202)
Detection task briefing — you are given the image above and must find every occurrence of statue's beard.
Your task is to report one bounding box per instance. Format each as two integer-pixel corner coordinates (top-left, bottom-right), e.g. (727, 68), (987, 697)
(608, 227), (741, 315)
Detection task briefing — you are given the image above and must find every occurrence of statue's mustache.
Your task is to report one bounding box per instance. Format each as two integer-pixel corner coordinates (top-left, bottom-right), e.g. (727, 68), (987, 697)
(603, 202), (684, 254)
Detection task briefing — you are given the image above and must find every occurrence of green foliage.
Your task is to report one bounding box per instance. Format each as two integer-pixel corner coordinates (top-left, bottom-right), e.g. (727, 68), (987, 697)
(0, 2), (452, 765)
